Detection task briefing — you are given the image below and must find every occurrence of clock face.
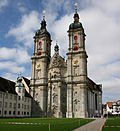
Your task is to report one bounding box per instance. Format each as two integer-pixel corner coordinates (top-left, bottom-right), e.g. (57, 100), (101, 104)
(73, 59), (78, 65)
(73, 45), (78, 51)
(74, 35), (78, 41)
(37, 51), (41, 55)
(37, 39), (42, 55)
(36, 62), (40, 70)
(39, 40), (42, 49)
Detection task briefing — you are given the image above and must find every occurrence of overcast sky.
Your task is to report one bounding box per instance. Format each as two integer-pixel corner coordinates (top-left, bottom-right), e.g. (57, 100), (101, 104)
(0, 0), (120, 103)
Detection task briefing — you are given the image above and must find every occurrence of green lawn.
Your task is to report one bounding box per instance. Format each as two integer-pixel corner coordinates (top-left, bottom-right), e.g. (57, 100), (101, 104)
(0, 118), (94, 131)
(102, 117), (120, 131)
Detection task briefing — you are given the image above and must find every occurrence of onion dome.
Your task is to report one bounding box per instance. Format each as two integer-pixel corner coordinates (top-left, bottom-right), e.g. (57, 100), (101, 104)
(69, 2), (83, 30)
(16, 76), (24, 87)
(34, 10), (51, 38)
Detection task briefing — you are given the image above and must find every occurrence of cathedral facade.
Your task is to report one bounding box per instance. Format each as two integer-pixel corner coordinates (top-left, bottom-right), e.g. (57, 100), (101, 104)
(30, 4), (102, 118)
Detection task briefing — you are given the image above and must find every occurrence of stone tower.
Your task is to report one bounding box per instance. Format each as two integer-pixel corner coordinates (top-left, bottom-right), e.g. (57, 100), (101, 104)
(66, 3), (88, 118)
(15, 76), (25, 98)
(30, 11), (52, 116)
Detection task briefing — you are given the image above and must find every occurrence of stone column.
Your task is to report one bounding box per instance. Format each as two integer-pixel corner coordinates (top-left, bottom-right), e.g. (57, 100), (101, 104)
(47, 83), (51, 115)
(31, 59), (35, 80)
(30, 58), (35, 98)
(40, 86), (47, 116)
(66, 84), (73, 118)
(79, 85), (88, 118)
(57, 82), (62, 118)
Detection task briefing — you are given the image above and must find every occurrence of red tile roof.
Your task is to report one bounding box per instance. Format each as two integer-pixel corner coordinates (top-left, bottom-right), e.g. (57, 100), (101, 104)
(106, 102), (113, 108)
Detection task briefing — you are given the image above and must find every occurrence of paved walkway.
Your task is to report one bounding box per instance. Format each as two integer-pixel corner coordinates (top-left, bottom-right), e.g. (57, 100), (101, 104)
(73, 118), (106, 131)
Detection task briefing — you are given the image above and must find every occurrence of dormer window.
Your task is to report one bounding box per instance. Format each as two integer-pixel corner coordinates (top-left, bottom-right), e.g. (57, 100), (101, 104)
(18, 96), (21, 100)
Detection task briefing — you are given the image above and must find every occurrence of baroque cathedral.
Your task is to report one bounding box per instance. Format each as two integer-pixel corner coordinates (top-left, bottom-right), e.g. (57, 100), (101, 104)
(30, 3), (102, 118)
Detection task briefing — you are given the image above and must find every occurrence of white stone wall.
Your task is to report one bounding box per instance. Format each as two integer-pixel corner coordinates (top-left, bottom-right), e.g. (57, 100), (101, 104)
(0, 91), (31, 117)
(16, 95), (31, 117)
(0, 91), (4, 117)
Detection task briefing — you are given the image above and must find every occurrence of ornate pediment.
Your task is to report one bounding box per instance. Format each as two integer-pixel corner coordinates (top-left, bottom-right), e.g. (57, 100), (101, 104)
(49, 53), (66, 68)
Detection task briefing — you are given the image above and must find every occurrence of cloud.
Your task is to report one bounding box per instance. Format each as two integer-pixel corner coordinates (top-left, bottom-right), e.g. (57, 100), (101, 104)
(2, 72), (19, 81)
(0, 0), (8, 11)
(0, 47), (30, 80)
(92, 0), (120, 16)
(49, 14), (73, 56)
(0, 47), (30, 64)
(0, 61), (25, 73)
(7, 11), (40, 48)
(102, 77), (120, 103)
(17, 2), (27, 13)
(0, 47), (16, 60)
(15, 48), (31, 64)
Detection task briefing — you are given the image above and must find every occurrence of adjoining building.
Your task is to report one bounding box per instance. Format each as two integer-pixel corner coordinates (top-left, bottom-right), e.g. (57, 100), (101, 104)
(104, 100), (120, 116)
(30, 3), (102, 118)
(112, 100), (120, 115)
(0, 77), (32, 117)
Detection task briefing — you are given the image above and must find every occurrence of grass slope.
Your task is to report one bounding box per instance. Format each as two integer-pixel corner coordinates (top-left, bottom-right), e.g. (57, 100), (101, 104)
(0, 118), (93, 131)
(102, 117), (120, 131)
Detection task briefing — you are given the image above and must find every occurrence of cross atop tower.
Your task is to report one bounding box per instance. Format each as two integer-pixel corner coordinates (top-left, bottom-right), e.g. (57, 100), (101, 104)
(43, 10), (46, 20)
(74, 2), (79, 22)
(40, 10), (47, 30)
(75, 2), (78, 13)
(54, 40), (59, 54)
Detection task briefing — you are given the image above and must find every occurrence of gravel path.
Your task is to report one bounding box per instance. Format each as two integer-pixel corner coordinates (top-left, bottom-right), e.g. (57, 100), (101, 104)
(73, 118), (106, 131)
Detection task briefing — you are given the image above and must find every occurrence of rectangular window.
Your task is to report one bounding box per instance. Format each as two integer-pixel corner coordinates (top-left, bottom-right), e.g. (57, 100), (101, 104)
(25, 98), (26, 102)
(13, 111), (15, 115)
(0, 92), (2, 98)
(18, 96), (21, 100)
(9, 111), (11, 115)
(4, 111), (7, 115)
(5, 102), (7, 108)
(0, 101), (2, 108)
(95, 93), (98, 110)
(22, 104), (24, 109)
(9, 103), (12, 108)
(14, 95), (17, 100)
(13, 103), (16, 108)
(27, 105), (29, 109)
(5, 94), (8, 99)
(22, 97), (24, 101)
(18, 103), (20, 108)
(18, 111), (20, 115)
(10, 94), (12, 100)
(24, 105), (26, 109)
